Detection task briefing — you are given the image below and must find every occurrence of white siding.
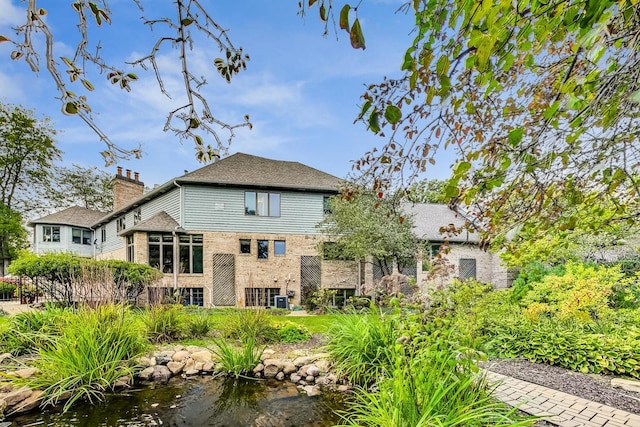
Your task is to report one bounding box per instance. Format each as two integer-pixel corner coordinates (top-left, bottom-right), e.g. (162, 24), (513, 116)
(182, 186), (327, 234)
(33, 224), (94, 257)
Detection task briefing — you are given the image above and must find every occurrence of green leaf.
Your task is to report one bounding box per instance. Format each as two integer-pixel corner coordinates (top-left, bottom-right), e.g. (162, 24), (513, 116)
(384, 105), (401, 124)
(368, 110), (380, 133)
(181, 18), (194, 26)
(349, 18), (366, 50)
(339, 4), (350, 31)
(358, 100), (371, 119)
(629, 90), (640, 104)
(436, 55), (450, 78)
(63, 102), (79, 115)
(543, 101), (560, 120)
(454, 161), (471, 176)
(508, 128), (524, 146)
(319, 3), (327, 21)
(81, 79), (94, 91)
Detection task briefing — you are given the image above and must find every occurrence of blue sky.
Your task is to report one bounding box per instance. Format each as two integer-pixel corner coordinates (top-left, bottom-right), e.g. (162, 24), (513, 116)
(0, 0), (453, 188)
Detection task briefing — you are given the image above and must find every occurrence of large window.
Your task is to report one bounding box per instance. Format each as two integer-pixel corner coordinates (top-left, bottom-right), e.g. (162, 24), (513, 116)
(126, 235), (134, 262)
(72, 228), (92, 245)
(245, 192), (281, 217)
(245, 287), (281, 307)
(257, 240), (269, 259)
(43, 226), (60, 242)
(148, 233), (174, 273)
(179, 235), (203, 274)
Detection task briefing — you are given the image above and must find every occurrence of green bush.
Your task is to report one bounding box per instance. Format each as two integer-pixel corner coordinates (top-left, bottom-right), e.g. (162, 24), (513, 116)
(276, 322), (311, 343)
(484, 316), (640, 378)
(212, 337), (264, 378)
(0, 282), (16, 296)
(509, 262), (566, 303)
(186, 310), (212, 337)
(223, 309), (279, 343)
(338, 326), (533, 427)
(142, 304), (186, 343)
(0, 305), (72, 355)
(17, 304), (147, 412)
(325, 311), (397, 386)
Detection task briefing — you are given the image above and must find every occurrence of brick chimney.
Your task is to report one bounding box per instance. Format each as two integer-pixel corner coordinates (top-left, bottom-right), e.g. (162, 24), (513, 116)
(113, 168), (144, 211)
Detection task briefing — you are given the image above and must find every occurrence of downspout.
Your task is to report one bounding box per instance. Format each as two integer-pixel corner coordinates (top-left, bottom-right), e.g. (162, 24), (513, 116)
(173, 181), (182, 291)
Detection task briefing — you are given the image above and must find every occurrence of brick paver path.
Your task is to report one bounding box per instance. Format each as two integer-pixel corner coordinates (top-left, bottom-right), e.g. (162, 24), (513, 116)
(486, 371), (640, 426)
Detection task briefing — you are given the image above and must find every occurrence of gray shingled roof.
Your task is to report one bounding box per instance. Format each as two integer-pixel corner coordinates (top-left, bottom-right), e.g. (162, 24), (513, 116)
(180, 153), (342, 191)
(118, 211), (180, 236)
(93, 152), (343, 227)
(402, 203), (480, 243)
(29, 206), (106, 228)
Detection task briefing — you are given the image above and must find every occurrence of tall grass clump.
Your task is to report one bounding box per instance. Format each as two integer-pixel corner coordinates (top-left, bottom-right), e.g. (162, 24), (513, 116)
(22, 304), (147, 412)
(187, 309), (212, 337)
(212, 337), (265, 379)
(0, 304), (72, 355)
(223, 309), (278, 343)
(142, 304), (186, 343)
(324, 310), (397, 386)
(337, 333), (535, 427)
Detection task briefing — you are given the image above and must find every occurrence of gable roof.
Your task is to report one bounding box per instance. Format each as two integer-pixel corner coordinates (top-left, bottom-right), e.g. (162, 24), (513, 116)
(118, 211), (180, 236)
(402, 203), (480, 243)
(28, 206), (106, 228)
(93, 152), (343, 227)
(180, 153), (342, 191)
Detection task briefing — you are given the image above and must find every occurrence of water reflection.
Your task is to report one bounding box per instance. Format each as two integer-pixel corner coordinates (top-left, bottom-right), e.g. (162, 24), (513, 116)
(9, 377), (346, 427)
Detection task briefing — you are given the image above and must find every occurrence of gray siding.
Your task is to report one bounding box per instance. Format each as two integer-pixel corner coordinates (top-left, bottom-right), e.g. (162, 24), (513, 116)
(142, 188), (181, 224)
(95, 188), (181, 256)
(183, 186), (326, 234)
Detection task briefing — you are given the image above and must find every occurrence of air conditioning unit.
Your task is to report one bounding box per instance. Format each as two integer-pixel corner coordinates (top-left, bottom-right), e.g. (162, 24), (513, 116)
(274, 295), (289, 309)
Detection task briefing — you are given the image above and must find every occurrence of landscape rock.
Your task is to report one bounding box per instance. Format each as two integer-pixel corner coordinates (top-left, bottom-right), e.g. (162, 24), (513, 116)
(152, 365), (172, 384)
(3, 387), (32, 407)
(0, 353), (11, 365)
(290, 374), (302, 383)
(167, 361), (185, 375)
(307, 365), (320, 377)
(305, 375), (315, 383)
(612, 378), (640, 393)
(190, 350), (212, 363)
(263, 364), (280, 379)
(263, 359), (285, 371)
(186, 345), (205, 353)
(9, 390), (44, 414)
(337, 385), (352, 392)
(293, 355), (318, 367)
(138, 367), (155, 381)
(253, 363), (264, 374)
(276, 371), (285, 381)
(303, 385), (321, 397)
(10, 368), (38, 379)
(283, 362), (297, 375)
(172, 350), (190, 362)
(184, 369), (200, 376)
(154, 352), (174, 365)
(202, 361), (214, 372)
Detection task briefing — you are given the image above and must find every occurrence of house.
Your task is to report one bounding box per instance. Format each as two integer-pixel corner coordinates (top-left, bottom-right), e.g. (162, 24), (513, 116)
(28, 206), (106, 257)
(402, 203), (514, 289)
(88, 153), (357, 308)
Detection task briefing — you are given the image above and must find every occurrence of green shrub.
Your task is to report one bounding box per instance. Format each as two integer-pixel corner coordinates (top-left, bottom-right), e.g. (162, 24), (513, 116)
(509, 262), (566, 303)
(0, 282), (16, 296)
(18, 304), (147, 412)
(0, 305), (72, 355)
(143, 304), (186, 343)
(223, 309), (278, 343)
(325, 311), (397, 386)
(276, 322), (311, 343)
(186, 310), (212, 337)
(484, 317), (640, 378)
(338, 331), (533, 427)
(212, 337), (264, 378)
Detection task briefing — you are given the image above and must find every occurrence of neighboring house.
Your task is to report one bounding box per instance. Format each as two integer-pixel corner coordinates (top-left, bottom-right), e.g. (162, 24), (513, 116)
(88, 153), (357, 308)
(402, 203), (514, 289)
(28, 206), (106, 257)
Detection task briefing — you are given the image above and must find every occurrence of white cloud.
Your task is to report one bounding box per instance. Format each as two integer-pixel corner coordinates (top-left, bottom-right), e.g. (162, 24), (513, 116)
(0, 0), (23, 27)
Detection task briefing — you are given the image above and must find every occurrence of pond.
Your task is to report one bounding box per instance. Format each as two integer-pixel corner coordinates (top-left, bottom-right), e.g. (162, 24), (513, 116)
(8, 377), (348, 426)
